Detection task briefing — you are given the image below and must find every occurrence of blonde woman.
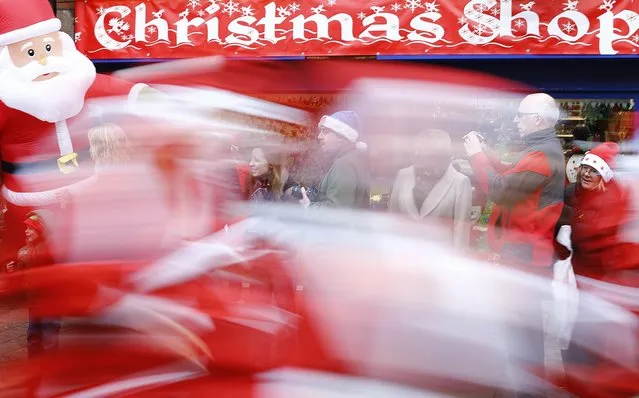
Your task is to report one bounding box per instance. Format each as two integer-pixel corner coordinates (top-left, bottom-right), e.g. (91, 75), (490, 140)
(88, 123), (132, 167)
(62, 124), (173, 261)
(389, 129), (472, 248)
(247, 146), (304, 203)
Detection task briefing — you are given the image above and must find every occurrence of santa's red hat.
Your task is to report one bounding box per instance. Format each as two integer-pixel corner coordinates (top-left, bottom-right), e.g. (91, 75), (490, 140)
(581, 142), (619, 183)
(0, 0), (61, 46)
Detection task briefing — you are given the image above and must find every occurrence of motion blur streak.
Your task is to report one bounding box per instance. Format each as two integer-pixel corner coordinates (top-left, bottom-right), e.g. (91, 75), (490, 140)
(1, 59), (638, 398)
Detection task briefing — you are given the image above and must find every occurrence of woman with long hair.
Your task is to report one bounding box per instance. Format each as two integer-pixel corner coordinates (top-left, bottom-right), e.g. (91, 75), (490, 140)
(247, 147), (296, 202)
(88, 123), (132, 166)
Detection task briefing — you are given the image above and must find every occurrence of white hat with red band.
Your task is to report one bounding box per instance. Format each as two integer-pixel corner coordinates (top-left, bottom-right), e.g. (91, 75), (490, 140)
(0, 0), (61, 46)
(581, 142), (619, 183)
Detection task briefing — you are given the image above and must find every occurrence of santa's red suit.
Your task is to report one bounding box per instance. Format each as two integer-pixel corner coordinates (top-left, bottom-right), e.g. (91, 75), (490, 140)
(0, 0), (147, 264)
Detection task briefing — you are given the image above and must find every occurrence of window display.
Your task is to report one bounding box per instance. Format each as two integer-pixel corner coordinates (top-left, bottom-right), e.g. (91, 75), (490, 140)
(556, 99), (635, 151)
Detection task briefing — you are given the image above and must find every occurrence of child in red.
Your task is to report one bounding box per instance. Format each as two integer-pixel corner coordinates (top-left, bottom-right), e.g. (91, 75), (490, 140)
(20, 210), (61, 358)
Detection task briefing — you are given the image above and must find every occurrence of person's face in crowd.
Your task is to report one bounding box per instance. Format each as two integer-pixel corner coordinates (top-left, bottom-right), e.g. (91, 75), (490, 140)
(411, 137), (451, 179)
(514, 98), (543, 136)
(318, 128), (345, 154)
(579, 165), (602, 191)
(249, 148), (270, 178)
(25, 226), (38, 244)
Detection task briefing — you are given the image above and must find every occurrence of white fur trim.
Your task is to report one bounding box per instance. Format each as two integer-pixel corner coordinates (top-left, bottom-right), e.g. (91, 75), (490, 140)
(155, 84), (309, 125)
(128, 83), (148, 104)
(319, 115), (358, 143)
(581, 152), (614, 182)
(55, 120), (74, 155)
(1, 176), (96, 207)
(0, 19), (61, 46)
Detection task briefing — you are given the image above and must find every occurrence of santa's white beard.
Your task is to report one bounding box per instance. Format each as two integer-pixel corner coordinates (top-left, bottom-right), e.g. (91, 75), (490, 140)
(0, 37), (96, 123)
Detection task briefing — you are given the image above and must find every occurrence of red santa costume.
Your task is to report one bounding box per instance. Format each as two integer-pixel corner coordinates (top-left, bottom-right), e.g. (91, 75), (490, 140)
(0, 0), (147, 264)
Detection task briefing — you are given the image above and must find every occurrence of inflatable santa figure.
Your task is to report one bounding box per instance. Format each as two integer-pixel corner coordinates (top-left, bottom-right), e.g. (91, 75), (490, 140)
(0, 0), (151, 264)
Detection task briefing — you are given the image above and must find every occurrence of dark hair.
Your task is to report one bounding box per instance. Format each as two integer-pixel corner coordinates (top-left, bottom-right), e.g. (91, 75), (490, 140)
(572, 124), (590, 141)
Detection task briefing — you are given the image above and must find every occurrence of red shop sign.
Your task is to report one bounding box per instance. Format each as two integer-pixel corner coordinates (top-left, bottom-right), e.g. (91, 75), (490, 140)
(75, 0), (639, 59)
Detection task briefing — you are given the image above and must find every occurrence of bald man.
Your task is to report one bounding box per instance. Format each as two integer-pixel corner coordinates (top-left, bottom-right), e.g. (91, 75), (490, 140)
(465, 93), (565, 396)
(464, 93), (564, 270)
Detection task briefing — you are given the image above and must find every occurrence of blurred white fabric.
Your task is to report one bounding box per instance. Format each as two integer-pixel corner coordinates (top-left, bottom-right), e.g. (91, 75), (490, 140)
(550, 225), (578, 350)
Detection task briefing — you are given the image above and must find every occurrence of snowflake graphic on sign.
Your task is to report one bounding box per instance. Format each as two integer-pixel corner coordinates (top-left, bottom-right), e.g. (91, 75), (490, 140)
(357, 11), (367, 19)
(404, 0), (422, 13)
(222, 0), (240, 16)
(563, 21), (575, 33)
(187, 0), (201, 9)
(391, 2), (402, 11)
(97, 6), (106, 16)
(327, 0), (337, 6)
(474, 24), (487, 35)
(289, 2), (301, 13)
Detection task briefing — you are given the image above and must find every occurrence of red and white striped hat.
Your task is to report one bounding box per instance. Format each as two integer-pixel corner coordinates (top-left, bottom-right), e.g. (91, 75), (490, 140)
(0, 0), (61, 46)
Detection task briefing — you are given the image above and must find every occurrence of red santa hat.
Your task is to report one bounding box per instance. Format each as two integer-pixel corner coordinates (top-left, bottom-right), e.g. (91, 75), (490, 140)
(0, 0), (61, 46)
(23, 209), (53, 236)
(581, 142), (619, 183)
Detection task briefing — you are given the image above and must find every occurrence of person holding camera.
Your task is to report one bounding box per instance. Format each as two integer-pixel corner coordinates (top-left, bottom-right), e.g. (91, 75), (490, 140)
(464, 93), (565, 271)
(464, 93), (565, 396)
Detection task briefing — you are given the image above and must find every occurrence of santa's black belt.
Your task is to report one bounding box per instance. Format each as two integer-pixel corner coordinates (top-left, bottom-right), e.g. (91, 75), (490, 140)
(2, 150), (91, 174)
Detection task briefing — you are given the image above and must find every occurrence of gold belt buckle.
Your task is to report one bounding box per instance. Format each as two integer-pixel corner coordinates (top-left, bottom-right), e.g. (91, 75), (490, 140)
(57, 152), (79, 174)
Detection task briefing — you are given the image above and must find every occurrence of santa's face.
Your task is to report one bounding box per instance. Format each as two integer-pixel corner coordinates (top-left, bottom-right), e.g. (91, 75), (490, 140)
(7, 34), (64, 80)
(0, 31), (96, 122)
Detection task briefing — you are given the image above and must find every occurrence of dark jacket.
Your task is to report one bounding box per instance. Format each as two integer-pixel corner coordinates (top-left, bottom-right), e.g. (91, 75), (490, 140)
(470, 128), (565, 267)
(313, 148), (371, 209)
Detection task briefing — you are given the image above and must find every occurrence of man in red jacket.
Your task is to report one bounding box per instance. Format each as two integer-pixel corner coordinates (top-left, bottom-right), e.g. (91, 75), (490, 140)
(464, 93), (565, 271)
(464, 93), (565, 397)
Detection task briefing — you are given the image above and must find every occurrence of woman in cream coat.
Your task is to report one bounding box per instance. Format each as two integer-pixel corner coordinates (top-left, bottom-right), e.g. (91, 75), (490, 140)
(389, 129), (472, 249)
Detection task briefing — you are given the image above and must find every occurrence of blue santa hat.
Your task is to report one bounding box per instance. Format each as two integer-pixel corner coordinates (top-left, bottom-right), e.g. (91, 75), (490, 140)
(318, 111), (367, 151)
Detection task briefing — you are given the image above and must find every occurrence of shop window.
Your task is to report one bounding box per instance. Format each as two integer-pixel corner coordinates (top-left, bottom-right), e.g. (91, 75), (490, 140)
(556, 99), (635, 152)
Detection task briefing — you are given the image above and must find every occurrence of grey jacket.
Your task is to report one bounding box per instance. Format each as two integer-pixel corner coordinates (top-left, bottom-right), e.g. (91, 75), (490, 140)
(389, 164), (472, 248)
(313, 149), (371, 209)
